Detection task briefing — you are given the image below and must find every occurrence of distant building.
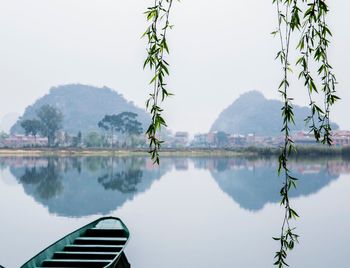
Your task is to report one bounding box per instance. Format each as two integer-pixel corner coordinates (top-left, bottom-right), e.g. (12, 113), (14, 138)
(332, 130), (350, 147)
(172, 131), (189, 147)
(246, 133), (255, 144)
(207, 132), (216, 145)
(292, 130), (350, 147)
(1, 135), (48, 148)
(228, 134), (246, 147)
(293, 132), (317, 146)
(192, 131), (230, 148)
(192, 133), (208, 148)
(188, 130), (350, 149)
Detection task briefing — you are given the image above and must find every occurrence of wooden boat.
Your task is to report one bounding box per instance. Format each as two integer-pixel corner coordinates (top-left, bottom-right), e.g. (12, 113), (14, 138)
(21, 217), (130, 268)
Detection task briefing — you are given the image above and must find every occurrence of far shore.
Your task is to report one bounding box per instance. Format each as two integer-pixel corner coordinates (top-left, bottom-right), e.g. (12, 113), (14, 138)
(0, 147), (255, 157)
(0, 146), (349, 158)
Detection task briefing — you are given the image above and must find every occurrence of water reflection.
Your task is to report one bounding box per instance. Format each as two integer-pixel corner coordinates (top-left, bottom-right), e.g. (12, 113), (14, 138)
(97, 158), (146, 193)
(196, 157), (349, 211)
(19, 158), (63, 200)
(5, 157), (171, 217)
(1, 156), (349, 216)
(1, 156), (350, 268)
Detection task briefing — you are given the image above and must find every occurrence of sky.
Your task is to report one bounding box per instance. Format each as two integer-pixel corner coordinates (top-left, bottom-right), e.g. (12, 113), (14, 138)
(0, 0), (349, 135)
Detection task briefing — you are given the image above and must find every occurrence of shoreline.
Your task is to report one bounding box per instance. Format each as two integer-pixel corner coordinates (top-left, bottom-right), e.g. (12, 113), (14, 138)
(0, 146), (348, 158)
(0, 148), (254, 157)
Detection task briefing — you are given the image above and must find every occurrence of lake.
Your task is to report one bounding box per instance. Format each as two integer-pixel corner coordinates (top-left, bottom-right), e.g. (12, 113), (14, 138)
(0, 156), (349, 268)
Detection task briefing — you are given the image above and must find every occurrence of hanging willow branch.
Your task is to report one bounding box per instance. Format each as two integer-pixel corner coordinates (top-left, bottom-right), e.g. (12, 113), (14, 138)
(143, 0), (174, 164)
(272, 1), (300, 267)
(273, 0), (338, 267)
(297, 0), (338, 145)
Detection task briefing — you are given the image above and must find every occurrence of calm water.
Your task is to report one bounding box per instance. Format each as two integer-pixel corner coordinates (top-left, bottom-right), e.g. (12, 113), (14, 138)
(0, 156), (349, 268)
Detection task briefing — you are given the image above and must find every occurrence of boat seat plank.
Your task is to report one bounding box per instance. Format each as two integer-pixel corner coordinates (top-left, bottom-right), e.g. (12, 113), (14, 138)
(74, 237), (127, 245)
(53, 251), (117, 260)
(41, 259), (110, 267)
(64, 244), (123, 252)
(84, 228), (127, 238)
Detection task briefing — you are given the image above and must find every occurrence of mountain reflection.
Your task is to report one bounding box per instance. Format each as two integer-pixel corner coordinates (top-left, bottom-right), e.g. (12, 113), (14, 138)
(7, 156), (171, 217)
(194, 157), (350, 211)
(1, 156), (349, 216)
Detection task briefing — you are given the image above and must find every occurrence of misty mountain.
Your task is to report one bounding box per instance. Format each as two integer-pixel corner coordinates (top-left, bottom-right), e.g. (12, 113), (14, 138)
(11, 84), (151, 135)
(210, 91), (339, 136)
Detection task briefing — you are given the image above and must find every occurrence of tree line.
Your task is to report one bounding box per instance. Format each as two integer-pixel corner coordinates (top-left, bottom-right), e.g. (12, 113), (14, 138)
(20, 104), (144, 148)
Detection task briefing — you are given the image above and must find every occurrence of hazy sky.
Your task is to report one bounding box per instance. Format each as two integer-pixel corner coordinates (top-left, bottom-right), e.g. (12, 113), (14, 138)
(0, 0), (349, 134)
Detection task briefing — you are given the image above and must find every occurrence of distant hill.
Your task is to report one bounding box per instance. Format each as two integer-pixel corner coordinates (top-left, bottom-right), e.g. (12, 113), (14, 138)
(210, 91), (339, 136)
(11, 84), (151, 135)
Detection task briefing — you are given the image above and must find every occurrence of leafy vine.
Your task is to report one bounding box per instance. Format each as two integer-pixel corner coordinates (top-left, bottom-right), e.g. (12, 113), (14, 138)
(143, 0), (175, 164)
(273, 0), (338, 267)
(272, 1), (300, 266)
